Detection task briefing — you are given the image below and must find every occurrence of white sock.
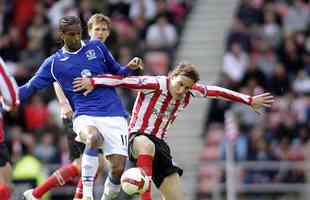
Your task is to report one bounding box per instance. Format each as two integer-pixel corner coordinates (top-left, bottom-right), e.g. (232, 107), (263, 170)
(102, 177), (121, 199)
(81, 148), (99, 199)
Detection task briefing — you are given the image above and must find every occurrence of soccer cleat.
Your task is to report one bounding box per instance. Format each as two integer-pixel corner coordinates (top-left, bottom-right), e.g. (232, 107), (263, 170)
(102, 178), (121, 200)
(23, 189), (39, 200)
(81, 197), (93, 200)
(100, 192), (118, 200)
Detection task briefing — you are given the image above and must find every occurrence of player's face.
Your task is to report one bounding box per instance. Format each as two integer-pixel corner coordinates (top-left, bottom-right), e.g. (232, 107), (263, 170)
(169, 75), (195, 100)
(89, 22), (110, 42)
(60, 24), (82, 51)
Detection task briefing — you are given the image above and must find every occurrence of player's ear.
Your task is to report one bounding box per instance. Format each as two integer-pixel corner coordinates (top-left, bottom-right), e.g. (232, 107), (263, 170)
(55, 31), (64, 44)
(58, 31), (65, 40)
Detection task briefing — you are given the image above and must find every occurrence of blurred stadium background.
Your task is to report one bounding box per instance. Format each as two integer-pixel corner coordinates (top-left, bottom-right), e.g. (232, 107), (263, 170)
(0, 0), (309, 199)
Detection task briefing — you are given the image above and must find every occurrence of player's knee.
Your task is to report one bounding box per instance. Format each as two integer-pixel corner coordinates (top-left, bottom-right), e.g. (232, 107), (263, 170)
(133, 136), (155, 156)
(86, 131), (103, 148)
(85, 133), (97, 147)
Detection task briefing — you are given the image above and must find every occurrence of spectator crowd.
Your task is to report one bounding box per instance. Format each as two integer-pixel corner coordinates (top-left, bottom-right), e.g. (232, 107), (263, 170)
(198, 0), (310, 198)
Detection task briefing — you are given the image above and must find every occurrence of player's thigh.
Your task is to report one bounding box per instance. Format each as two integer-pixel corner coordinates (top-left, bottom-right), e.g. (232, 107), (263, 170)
(131, 135), (155, 157)
(159, 173), (184, 200)
(73, 115), (100, 142)
(95, 117), (129, 157)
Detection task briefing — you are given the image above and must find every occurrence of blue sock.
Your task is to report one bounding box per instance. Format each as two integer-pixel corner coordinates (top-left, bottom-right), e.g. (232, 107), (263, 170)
(109, 173), (121, 185)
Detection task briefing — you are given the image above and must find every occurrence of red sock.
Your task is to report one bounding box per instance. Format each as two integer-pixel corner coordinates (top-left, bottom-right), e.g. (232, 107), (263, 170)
(137, 154), (153, 200)
(74, 170), (100, 199)
(0, 184), (11, 200)
(74, 178), (83, 199)
(32, 163), (79, 198)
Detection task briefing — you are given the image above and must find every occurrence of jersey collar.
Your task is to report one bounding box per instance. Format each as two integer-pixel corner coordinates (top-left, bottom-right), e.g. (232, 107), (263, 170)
(62, 40), (85, 54)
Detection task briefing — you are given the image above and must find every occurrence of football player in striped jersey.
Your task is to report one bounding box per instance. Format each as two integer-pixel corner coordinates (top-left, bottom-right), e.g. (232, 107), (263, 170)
(0, 57), (19, 200)
(72, 62), (274, 200)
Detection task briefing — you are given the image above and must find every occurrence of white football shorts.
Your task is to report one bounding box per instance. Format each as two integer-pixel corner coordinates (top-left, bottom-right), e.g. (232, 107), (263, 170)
(73, 115), (128, 156)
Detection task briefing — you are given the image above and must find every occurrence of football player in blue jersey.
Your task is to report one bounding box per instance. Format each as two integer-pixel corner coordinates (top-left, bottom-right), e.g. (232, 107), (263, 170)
(20, 16), (142, 200)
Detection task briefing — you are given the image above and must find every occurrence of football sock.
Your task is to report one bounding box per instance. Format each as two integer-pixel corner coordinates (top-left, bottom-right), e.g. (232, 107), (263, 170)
(103, 176), (121, 198)
(0, 184), (11, 200)
(32, 162), (79, 198)
(81, 147), (98, 199)
(109, 173), (121, 185)
(74, 170), (100, 199)
(74, 178), (83, 199)
(137, 154), (153, 200)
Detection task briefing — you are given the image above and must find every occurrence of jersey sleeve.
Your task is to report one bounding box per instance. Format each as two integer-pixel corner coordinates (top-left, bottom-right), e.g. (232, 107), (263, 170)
(19, 57), (55, 102)
(191, 83), (252, 105)
(92, 75), (160, 90)
(205, 85), (252, 105)
(97, 42), (138, 76)
(0, 57), (19, 108)
(191, 83), (208, 97)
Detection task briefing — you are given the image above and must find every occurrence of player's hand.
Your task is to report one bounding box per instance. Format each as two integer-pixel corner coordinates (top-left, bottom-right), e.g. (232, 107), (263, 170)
(73, 77), (94, 96)
(60, 103), (73, 119)
(0, 97), (19, 112)
(251, 93), (274, 114)
(126, 57), (144, 70)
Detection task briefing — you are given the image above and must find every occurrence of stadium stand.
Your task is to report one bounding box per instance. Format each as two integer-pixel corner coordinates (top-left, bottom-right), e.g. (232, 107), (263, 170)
(197, 0), (310, 200)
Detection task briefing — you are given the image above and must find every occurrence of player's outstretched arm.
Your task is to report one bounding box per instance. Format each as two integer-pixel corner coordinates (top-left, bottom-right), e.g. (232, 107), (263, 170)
(72, 75), (159, 96)
(200, 85), (274, 113)
(19, 57), (55, 102)
(53, 82), (73, 119)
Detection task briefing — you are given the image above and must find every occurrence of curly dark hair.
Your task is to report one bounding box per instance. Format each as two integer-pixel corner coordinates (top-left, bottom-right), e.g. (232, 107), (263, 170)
(59, 16), (81, 32)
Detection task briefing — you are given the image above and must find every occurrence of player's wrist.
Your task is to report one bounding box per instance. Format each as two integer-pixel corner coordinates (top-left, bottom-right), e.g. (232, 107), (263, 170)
(90, 78), (96, 86)
(59, 101), (69, 106)
(249, 96), (253, 106)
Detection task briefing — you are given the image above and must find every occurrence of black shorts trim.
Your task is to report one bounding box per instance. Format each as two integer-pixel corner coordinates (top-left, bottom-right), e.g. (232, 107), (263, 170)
(128, 133), (183, 188)
(0, 143), (10, 167)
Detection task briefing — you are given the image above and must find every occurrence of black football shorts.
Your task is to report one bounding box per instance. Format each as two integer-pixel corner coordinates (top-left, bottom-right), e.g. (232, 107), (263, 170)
(128, 133), (183, 188)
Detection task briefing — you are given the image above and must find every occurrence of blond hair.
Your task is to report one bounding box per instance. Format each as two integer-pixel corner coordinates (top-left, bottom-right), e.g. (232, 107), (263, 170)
(171, 63), (200, 83)
(87, 13), (111, 32)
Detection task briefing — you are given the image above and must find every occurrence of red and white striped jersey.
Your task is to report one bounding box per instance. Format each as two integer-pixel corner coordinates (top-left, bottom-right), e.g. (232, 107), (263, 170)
(92, 75), (252, 140)
(0, 57), (19, 142)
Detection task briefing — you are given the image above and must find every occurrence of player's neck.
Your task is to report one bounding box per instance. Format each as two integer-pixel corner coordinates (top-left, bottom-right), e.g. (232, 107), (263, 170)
(62, 41), (85, 54)
(64, 45), (81, 52)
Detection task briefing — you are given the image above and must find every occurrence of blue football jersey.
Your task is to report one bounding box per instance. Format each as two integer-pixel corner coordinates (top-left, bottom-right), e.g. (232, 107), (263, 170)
(19, 40), (137, 117)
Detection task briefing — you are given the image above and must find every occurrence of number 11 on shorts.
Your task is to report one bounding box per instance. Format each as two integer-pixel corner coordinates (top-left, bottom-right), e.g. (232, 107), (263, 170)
(121, 134), (128, 146)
